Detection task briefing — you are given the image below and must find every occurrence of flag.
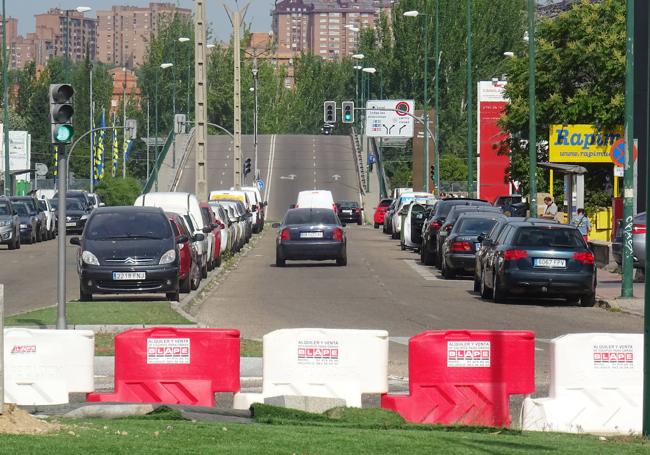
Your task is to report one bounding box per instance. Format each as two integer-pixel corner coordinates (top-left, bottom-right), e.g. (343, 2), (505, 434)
(94, 110), (106, 182)
(53, 146), (58, 181)
(111, 114), (119, 177)
(124, 139), (134, 169)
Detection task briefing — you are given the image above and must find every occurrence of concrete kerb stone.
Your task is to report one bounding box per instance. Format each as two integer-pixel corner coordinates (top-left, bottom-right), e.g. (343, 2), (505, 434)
(64, 403), (157, 419)
(264, 395), (347, 414)
(605, 297), (645, 317)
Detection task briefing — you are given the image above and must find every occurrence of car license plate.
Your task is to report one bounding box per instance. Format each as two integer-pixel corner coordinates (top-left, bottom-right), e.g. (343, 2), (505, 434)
(343, 210), (352, 214)
(300, 232), (323, 239)
(66, 222), (76, 227)
(475, 243), (481, 251)
(534, 258), (566, 268)
(113, 272), (146, 280)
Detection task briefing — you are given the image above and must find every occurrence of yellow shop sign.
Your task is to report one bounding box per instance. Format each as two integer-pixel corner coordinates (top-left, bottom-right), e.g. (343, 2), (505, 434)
(549, 124), (623, 163)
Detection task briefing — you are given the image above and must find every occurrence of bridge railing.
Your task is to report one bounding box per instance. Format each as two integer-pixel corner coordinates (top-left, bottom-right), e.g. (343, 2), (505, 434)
(350, 127), (367, 195)
(142, 130), (174, 194)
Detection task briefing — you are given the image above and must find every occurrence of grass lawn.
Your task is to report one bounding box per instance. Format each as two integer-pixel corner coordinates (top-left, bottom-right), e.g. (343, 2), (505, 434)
(5, 301), (192, 326)
(3, 406), (648, 454)
(93, 333), (262, 357)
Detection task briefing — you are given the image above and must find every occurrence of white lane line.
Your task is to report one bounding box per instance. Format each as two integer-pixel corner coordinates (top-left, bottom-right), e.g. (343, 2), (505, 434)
(403, 259), (442, 281)
(264, 134), (277, 208)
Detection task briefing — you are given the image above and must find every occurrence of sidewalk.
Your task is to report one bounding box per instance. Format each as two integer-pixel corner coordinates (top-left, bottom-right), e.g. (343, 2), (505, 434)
(596, 268), (645, 317)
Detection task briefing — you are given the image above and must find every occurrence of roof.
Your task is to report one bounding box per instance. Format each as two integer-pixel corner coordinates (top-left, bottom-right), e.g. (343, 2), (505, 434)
(538, 162), (588, 175)
(95, 206), (164, 213)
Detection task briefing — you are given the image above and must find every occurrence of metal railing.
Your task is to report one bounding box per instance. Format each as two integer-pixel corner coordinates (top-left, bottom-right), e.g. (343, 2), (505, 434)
(350, 127), (367, 195)
(170, 127), (196, 192)
(142, 130), (174, 194)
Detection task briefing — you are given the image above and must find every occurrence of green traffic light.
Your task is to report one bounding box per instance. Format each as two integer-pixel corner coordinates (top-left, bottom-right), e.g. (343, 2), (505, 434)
(344, 113), (352, 121)
(55, 125), (74, 142)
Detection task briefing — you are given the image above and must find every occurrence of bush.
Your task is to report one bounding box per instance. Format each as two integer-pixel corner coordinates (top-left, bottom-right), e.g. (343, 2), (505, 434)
(94, 176), (142, 206)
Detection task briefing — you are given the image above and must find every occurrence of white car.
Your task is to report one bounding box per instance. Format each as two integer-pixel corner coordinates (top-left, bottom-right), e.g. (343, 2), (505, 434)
(295, 190), (336, 211)
(391, 192), (436, 239)
(209, 202), (231, 255)
(37, 198), (57, 240)
(239, 186), (266, 233)
(401, 202), (431, 251)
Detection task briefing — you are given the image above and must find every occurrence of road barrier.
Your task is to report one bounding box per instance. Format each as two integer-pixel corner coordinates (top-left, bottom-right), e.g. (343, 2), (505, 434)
(381, 330), (535, 426)
(5, 328), (94, 405)
(233, 328), (389, 409)
(87, 328), (240, 407)
(522, 333), (642, 434)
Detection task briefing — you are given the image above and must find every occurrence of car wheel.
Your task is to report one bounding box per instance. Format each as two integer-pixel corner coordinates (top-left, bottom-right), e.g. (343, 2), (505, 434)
(357, 219), (362, 226)
(79, 284), (93, 301)
(336, 252), (348, 266)
(480, 267), (492, 299)
(180, 275), (192, 293)
(374, 223), (379, 229)
(214, 253), (222, 268)
(442, 258), (455, 279)
(421, 247), (434, 266)
(166, 289), (180, 302)
(391, 232), (398, 240)
(473, 273), (481, 292)
(35, 228), (42, 243)
(580, 293), (596, 307)
(8, 237), (16, 250)
(201, 261), (208, 279)
(492, 273), (506, 303)
(276, 255), (286, 267)
(15, 236), (20, 249)
(400, 241), (406, 251)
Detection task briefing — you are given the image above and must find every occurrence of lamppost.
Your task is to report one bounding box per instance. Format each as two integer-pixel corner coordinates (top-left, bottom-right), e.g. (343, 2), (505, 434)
(252, 63), (259, 182)
(352, 54), (364, 121)
(362, 67), (376, 193)
(526, 0), (538, 217)
(466, 0), (474, 197)
(404, 10), (430, 193)
(63, 6), (91, 83)
(2, 0), (10, 195)
(154, 63), (173, 191)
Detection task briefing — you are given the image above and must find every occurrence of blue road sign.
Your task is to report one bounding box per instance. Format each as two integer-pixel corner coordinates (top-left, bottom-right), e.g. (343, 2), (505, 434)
(257, 179), (265, 190)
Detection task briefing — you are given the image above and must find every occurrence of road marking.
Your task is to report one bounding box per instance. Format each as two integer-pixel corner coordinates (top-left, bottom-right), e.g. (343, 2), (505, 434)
(264, 134), (277, 208)
(403, 259), (442, 281)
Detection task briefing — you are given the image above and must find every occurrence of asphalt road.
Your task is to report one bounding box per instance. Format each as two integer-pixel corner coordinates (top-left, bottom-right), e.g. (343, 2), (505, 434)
(191, 224), (643, 385)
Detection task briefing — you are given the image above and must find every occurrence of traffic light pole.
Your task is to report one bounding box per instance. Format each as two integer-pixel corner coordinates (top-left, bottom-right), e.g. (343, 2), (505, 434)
(2, 0), (10, 196)
(56, 145), (67, 330)
(622, 0), (635, 299)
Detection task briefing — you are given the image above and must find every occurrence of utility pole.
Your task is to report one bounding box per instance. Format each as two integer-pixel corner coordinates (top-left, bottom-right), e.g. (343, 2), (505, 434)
(434, 0), (441, 195)
(528, 0), (538, 216)
(2, 0), (10, 196)
(194, 0), (208, 201)
(122, 67), (127, 178)
(622, 0), (635, 299)
(252, 56), (259, 182)
(89, 63), (94, 192)
(146, 97), (150, 181)
(466, 0), (473, 197)
(422, 14), (429, 193)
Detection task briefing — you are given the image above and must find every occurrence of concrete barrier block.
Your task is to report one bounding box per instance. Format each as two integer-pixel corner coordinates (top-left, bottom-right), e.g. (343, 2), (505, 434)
(264, 395), (346, 414)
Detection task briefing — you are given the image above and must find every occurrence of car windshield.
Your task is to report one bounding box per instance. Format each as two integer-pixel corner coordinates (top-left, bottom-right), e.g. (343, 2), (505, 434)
(13, 199), (36, 213)
(285, 209), (338, 225)
(38, 200), (47, 210)
(14, 203), (29, 216)
(85, 212), (172, 240)
(88, 195), (97, 205)
(513, 227), (584, 249)
(0, 203), (10, 215)
(338, 201), (359, 208)
(51, 199), (84, 211)
(456, 218), (499, 235)
(438, 201), (486, 217)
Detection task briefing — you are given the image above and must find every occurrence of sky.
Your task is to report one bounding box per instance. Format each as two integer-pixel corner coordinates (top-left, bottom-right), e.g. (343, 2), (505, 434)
(8, 1), (275, 42)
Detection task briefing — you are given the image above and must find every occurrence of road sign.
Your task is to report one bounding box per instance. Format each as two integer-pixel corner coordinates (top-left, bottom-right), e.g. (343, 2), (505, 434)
(614, 166), (624, 177)
(35, 163), (48, 177)
(610, 139), (638, 167)
(365, 100), (415, 138)
(142, 137), (165, 147)
(257, 179), (265, 190)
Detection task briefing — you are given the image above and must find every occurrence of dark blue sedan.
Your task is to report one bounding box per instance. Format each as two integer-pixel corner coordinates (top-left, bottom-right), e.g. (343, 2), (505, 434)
(274, 208), (347, 266)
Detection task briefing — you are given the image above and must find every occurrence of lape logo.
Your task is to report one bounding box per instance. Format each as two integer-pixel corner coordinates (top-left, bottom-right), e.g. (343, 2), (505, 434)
(11, 345), (36, 354)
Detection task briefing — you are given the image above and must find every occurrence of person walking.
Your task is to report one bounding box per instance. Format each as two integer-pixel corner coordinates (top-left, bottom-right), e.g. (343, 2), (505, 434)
(572, 208), (592, 242)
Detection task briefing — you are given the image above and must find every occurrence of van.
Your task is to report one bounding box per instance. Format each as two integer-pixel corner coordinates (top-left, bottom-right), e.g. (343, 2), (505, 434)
(295, 190), (336, 212)
(238, 186), (267, 233)
(134, 192), (213, 278)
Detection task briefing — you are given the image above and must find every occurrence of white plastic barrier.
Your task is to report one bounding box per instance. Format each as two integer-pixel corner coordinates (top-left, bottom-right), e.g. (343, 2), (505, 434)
(234, 328), (388, 409)
(4, 328), (95, 405)
(522, 333), (642, 434)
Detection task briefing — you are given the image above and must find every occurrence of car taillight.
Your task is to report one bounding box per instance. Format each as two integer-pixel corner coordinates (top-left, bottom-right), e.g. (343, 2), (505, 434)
(633, 223), (646, 235)
(354, 208), (361, 213)
(503, 249), (528, 261)
(431, 221), (441, 230)
(332, 228), (344, 241)
(450, 241), (472, 252)
(280, 228), (290, 241)
(573, 251), (595, 264)
(332, 204), (337, 213)
(444, 224), (453, 232)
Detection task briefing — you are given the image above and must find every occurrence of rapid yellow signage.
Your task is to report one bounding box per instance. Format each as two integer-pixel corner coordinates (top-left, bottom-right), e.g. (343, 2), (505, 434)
(548, 124), (623, 163)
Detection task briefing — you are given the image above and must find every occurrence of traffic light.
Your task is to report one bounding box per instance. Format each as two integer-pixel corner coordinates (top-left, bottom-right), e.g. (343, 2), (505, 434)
(342, 101), (354, 123)
(243, 158), (252, 177)
(49, 84), (74, 144)
(430, 165), (435, 181)
(323, 101), (336, 123)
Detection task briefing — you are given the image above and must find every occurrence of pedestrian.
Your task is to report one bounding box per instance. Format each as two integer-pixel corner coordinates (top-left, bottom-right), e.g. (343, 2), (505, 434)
(542, 196), (558, 220)
(572, 208), (592, 242)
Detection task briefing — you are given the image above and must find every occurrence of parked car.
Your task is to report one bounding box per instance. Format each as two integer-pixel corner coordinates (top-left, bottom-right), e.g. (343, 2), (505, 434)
(391, 192), (435, 240)
(336, 200), (363, 225)
(71, 206), (183, 302)
(13, 202), (39, 244)
(493, 194), (523, 214)
(0, 197), (21, 249)
(168, 212), (201, 293)
(10, 195), (47, 242)
(239, 186), (267, 233)
(295, 190), (336, 212)
(440, 213), (505, 279)
(215, 190), (259, 234)
(479, 221), (596, 306)
(87, 193), (104, 209)
(373, 198), (393, 229)
(383, 200), (399, 235)
(435, 206), (503, 267)
(612, 212), (646, 270)
(38, 198), (57, 240)
(52, 198), (90, 234)
(134, 192), (211, 279)
(420, 198), (490, 266)
(53, 190), (92, 211)
(220, 201), (246, 252)
(274, 208), (347, 266)
(200, 202), (223, 269)
(209, 201), (235, 255)
(402, 202), (435, 251)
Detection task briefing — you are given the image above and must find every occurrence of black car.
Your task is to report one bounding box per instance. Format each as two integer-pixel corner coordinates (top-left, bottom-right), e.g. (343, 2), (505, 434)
(435, 205), (503, 267)
(0, 197), (22, 249)
(420, 198), (490, 266)
(9, 195), (47, 242)
(12, 202), (39, 244)
(53, 190), (92, 211)
(70, 206), (182, 301)
(440, 213), (505, 279)
(52, 198), (91, 234)
(274, 208), (347, 266)
(336, 200), (363, 225)
(480, 221), (596, 306)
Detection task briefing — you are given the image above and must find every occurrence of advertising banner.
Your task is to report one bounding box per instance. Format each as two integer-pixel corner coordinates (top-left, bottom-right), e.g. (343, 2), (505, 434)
(548, 124), (623, 163)
(0, 128), (31, 182)
(477, 81), (509, 202)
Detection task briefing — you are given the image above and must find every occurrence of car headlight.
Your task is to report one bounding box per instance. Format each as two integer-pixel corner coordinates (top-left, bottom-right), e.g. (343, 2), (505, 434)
(0, 220), (10, 227)
(81, 250), (100, 266)
(159, 249), (176, 265)
(20, 224), (27, 229)
(80, 214), (89, 220)
(66, 216), (72, 222)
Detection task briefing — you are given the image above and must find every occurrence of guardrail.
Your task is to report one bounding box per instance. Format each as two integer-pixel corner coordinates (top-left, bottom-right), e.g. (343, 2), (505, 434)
(350, 127), (366, 195)
(142, 131), (174, 194)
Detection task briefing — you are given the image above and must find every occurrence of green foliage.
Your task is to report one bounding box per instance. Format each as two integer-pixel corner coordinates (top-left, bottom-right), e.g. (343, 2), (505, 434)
(94, 176), (142, 206)
(439, 154), (468, 182)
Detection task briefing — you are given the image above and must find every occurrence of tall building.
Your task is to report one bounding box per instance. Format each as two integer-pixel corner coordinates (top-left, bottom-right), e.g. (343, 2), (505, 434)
(271, 0), (392, 60)
(34, 9), (97, 63)
(96, 3), (191, 69)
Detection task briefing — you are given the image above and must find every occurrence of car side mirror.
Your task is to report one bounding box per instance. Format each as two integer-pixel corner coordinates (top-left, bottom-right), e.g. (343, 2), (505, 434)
(477, 235), (485, 243)
(194, 233), (205, 242)
(50, 208), (56, 212)
(263, 201), (268, 207)
(69, 237), (80, 246)
(176, 235), (188, 244)
(202, 226), (212, 234)
(271, 223), (281, 229)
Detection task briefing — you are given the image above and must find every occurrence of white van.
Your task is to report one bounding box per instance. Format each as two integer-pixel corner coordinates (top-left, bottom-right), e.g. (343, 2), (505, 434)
(240, 186), (266, 233)
(134, 192), (213, 278)
(295, 190), (336, 212)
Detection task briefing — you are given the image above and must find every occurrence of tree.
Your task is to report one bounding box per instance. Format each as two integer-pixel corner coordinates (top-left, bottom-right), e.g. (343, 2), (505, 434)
(94, 176), (142, 206)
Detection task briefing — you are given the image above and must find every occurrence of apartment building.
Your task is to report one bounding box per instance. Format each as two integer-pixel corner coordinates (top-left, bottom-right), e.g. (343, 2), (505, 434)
(96, 3), (191, 69)
(271, 0), (392, 60)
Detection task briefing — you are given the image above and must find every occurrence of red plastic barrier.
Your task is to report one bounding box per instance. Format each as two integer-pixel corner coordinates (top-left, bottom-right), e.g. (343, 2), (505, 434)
(381, 330), (534, 427)
(87, 328), (240, 407)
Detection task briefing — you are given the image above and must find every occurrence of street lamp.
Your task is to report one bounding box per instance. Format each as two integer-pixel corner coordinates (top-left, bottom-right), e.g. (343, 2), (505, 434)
(154, 63), (173, 191)
(404, 9), (431, 193)
(526, 0), (537, 218)
(352, 54), (364, 117)
(2, 0), (10, 195)
(252, 64), (259, 182)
